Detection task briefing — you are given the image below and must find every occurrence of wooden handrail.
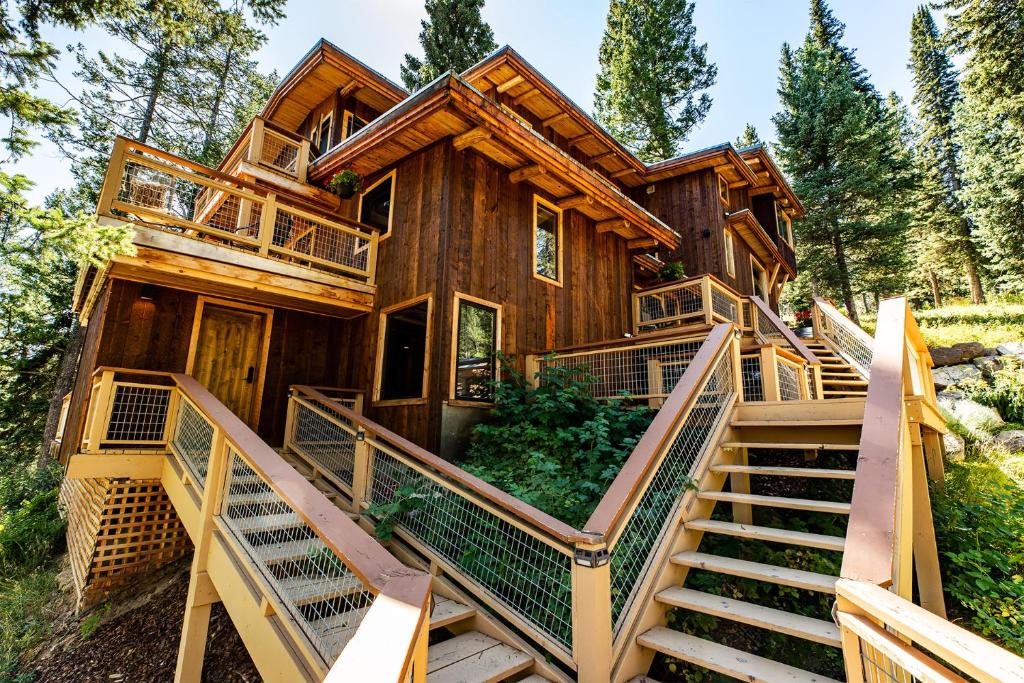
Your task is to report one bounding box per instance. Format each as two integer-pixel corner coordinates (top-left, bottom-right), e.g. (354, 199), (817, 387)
(748, 295), (820, 365)
(813, 296), (875, 348)
(526, 325), (712, 357)
(634, 272), (741, 300)
(292, 386), (598, 546)
(584, 323), (735, 538)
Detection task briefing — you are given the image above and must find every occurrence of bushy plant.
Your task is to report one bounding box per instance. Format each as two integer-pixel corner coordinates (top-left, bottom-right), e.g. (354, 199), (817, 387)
(657, 260), (686, 282)
(460, 357), (655, 528)
(0, 465), (64, 576)
(961, 358), (1024, 426)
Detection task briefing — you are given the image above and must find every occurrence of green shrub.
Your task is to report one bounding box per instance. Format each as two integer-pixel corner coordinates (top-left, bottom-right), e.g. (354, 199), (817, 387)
(0, 466), (64, 576)
(961, 358), (1024, 425)
(0, 569), (57, 681)
(460, 357), (655, 528)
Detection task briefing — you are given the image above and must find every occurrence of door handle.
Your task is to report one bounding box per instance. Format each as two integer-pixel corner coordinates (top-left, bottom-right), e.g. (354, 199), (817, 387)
(246, 366), (255, 383)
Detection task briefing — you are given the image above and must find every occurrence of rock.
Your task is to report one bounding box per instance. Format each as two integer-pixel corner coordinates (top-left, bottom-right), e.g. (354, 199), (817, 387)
(931, 364), (982, 390)
(983, 347), (999, 357)
(929, 342), (986, 367)
(971, 355), (1004, 377)
(996, 342), (1024, 355)
(992, 429), (1024, 452)
(943, 432), (965, 462)
(937, 392), (1004, 438)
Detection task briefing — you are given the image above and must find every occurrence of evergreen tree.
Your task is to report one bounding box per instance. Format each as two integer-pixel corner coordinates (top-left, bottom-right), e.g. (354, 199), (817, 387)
(938, 0), (1024, 292)
(594, 0), (717, 161)
(400, 0), (497, 92)
(908, 5), (985, 303)
(735, 123), (761, 148)
(773, 2), (914, 322)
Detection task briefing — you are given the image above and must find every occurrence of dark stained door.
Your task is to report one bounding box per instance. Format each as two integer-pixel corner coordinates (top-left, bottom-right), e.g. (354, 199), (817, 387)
(190, 304), (267, 427)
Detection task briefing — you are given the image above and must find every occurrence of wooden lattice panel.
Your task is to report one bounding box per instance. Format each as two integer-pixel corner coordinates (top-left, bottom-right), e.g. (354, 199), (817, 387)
(59, 477), (108, 603)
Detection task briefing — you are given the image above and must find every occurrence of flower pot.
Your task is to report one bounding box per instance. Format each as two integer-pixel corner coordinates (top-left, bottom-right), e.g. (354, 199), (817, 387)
(335, 183), (357, 199)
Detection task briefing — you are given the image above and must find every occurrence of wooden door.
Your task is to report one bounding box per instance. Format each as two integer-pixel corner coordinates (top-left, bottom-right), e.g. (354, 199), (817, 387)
(189, 301), (270, 428)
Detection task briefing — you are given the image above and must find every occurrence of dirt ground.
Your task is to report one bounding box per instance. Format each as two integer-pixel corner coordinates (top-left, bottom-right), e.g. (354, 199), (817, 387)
(25, 557), (259, 682)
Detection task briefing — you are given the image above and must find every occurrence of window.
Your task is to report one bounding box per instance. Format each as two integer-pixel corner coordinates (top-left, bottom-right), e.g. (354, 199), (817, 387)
(342, 110), (367, 139)
(375, 297), (430, 403)
(451, 294), (501, 403)
(315, 113), (333, 156)
(724, 229), (736, 277)
(718, 174), (730, 206)
(359, 171), (395, 236)
(533, 196), (562, 285)
(780, 208), (794, 246)
(750, 256), (769, 301)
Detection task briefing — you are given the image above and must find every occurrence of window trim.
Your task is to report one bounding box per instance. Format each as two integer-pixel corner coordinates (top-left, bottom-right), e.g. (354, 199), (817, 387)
(448, 292), (503, 407)
(717, 173), (730, 207)
(750, 255), (769, 301)
(782, 210), (794, 247)
(315, 111), (334, 155)
(372, 293), (432, 406)
(724, 229), (736, 277)
(358, 169), (397, 240)
(341, 110), (367, 140)
(532, 195), (564, 287)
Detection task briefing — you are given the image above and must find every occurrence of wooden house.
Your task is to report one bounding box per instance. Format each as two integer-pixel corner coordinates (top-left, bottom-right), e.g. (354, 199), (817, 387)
(50, 39), (1015, 683)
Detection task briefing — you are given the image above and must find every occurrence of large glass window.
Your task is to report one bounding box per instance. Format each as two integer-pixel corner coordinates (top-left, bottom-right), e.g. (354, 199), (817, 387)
(377, 298), (429, 401)
(533, 197), (561, 283)
(452, 296), (499, 403)
(751, 257), (769, 301)
(343, 111), (367, 139)
(316, 113), (333, 156)
(359, 172), (395, 235)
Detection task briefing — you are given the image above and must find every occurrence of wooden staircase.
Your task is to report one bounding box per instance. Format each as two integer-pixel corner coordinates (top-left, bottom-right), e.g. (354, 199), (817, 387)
(632, 399), (864, 682)
(803, 338), (868, 399)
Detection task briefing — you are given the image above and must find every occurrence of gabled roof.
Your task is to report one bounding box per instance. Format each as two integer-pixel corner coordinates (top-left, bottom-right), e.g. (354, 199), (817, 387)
(645, 142), (760, 187)
(738, 143), (806, 217)
(261, 39), (407, 130)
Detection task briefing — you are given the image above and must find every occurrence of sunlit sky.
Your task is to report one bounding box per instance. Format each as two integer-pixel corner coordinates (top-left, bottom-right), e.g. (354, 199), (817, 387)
(15, 0), (939, 203)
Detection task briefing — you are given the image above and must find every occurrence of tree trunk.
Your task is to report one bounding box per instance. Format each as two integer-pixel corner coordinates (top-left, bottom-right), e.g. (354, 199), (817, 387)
(927, 269), (943, 308)
(831, 229), (858, 324)
(38, 324), (86, 466)
(965, 255), (985, 305)
(138, 45), (170, 143)
(200, 42), (235, 162)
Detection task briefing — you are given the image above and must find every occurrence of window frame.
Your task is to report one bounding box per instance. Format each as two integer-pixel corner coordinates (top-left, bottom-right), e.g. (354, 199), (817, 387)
(341, 110), (368, 140)
(717, 173), (730, 207)
(750, 255), (769, 302)
(448, 292), (503, 407)
(358, 169), (397, 240)
(781, 209), (794, 247)
(372, 293), (432, 406)
(315, 112), (334, 156)
(532, 195), (564, 287)
(724, 229), (736, 277)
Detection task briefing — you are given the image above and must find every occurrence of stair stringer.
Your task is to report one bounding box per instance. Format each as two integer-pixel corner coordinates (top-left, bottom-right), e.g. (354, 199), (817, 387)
(609, 415), (742, 683)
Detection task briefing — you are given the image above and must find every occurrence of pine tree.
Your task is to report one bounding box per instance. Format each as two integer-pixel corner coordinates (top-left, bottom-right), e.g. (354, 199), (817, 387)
(938, 0), (1024, 293)
(735, 123), (761, 148)
(908, 5), (985, 303)
(594, 0), (717, 162)
(400, 0), (497, 92)
(773, 2), (914, 322)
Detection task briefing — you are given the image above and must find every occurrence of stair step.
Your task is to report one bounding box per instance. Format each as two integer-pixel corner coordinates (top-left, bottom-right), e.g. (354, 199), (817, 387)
(711, 464), (856, 480)
(731, 419), (863, 427)
(427, 631), (532, 683)
(822, 378), (868, 386)
(232, 512), (303, 534)
(638, 627), (841, 683)
(278, 573), (365, 605)
(722, 441), (858, 452)
(672, 551), (837, 593)
(518, 675), (553, 683)
(656, 587), (841, 647)
(256, 539), (317, 564)
(684, 519), (845, 551)
(431, 594), (476, 629)
(823, 390), (867, 397)
(698, 491), (851, 514)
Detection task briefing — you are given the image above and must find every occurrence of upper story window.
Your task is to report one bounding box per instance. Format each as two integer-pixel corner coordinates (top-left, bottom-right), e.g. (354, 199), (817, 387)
(776, 203), (794, 247)
(724, 229), (736, 277)
(533, 196), (562, 285)
(751, 256), (769, 302)
(375, 295), (430, 403)
(452, 293), (501, 404)
(342, 110), (367, 139)
(315, 113), (333, 156)
(359, 171), (396, 236)
(717, 174), (730, 207)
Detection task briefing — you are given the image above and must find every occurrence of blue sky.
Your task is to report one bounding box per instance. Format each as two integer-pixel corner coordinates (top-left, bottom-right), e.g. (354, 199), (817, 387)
(15, 0), (936, 203)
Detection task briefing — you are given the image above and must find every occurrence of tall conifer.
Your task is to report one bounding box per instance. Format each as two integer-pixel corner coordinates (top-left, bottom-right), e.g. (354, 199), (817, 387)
(735, 123), (761, 148)
(400, 0), (497, 92)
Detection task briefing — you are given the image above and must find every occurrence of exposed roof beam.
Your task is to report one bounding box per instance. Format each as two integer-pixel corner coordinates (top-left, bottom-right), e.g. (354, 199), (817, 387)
(557, 194), (594, 210)
(596, 218), (630, 233)
(512, 88), (541, 106)
(591, 150), (617, 164)
(568, 132), (596, 148)
(542, 112), (570, 128)
(628, 237), (658, 249)
(611, 168), (637, 179)
(509, 163), (546, 183)
(338, 80), (362, 98)
(453, 126), (491, 151)
(495, 75), (525, 93)
(749, 185), (781, 196)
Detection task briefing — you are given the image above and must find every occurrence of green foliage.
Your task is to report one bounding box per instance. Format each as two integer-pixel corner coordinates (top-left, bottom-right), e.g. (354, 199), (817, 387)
(367, 484), (427, 541)
(460, 357), (654, 528)
(328, 169), (362, 195)
(0, 568), (58, 680)
(78, 604), (110, 639)
(657, 260), (686, 282)
(594, 0), (717, 161)
(961, 358), (1024, 425)
(911, 301), (1024, 347)
(734, 123), (761, 148)
(400, 0), (497, 92)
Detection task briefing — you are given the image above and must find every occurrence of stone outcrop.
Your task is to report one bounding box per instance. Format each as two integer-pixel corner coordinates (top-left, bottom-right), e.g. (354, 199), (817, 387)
(929, 342), (986, 367)
(937, 390), (1004, 438)
(932, 364), (982, 390)
(996, 342), (1024, 355)
(992, 430), (1024, 452)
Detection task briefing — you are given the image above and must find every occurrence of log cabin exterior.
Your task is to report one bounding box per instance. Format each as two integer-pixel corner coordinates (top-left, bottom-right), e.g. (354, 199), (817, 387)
(52, 38), (1024, 683)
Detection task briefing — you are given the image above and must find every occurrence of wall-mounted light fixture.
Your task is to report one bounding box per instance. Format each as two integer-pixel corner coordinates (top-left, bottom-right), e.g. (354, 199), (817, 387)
(139, 284), (157, 301)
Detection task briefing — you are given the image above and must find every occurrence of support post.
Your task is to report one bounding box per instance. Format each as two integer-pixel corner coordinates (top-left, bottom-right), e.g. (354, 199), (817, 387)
(258, 193), (276, 256)
(296, 138), (311, 183)
(911, 443), (946, 618)
(701, 276), (714, 325)
(247, 117), (265, 164)
(86, 371), (116, 453)
(571, 543), (613, 683)
(96, 138), (127, 216)
(921, 429), (945, 486)
(760, 347), (780, 402)
(524, 355), (541, 388)
(350, 428), (370, 514)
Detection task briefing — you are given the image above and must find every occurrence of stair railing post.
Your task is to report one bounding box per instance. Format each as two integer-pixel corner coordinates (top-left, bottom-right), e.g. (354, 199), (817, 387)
(350, 427), (371, 515)
(701, 276), (714, 325)
(571, 541), (613, 682)
(258, 193), (276, 256)
(760, 346), (781, 402)
(283, 388), (297, 452)
(85, 370), (116, 453)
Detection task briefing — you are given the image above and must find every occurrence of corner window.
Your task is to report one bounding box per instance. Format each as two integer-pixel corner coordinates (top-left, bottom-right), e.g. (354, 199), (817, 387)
(376, 296), (430, 402)
(533, 196), (562, 285)
(316, 113), (333, 156)
(779, 207), (794, 247)
(751, 256), (769, 302)
(718, 174), (730, 206)
(359, 171), (395, 235)
(724, 230), (736, 277)
(452, 294), (501, 403)
(342, 110), (367, 139)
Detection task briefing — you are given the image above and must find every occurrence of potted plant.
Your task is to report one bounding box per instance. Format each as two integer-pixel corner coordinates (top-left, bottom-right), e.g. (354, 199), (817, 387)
(328, 169), (362, 199)
(657, 260), (686, 284)
(793, 308), (813, 337)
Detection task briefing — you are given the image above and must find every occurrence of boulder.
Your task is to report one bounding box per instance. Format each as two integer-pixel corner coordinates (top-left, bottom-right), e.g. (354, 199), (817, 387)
(937, 392), (1004, 438)
(996, 342), (1024, 356)
(992, 429), (1024, 452)
(931, 364), (982, 390)
(929, 342), (986, 367)
(971, 355), (1004, 377)
(943, 432), (965, 462)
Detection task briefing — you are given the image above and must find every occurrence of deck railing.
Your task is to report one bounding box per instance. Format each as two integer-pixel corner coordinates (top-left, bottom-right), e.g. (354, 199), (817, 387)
(97, 137), (379, 283)
(749, 295), (823, 398)
(219, 117), (312, 183)
(79, 368), (430, 682)
(632, 275), (745, 334)
(812, 297), (874, 377)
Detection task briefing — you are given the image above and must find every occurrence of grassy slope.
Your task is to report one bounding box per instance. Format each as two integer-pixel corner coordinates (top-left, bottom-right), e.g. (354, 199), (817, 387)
(861, 301), (1024, 347)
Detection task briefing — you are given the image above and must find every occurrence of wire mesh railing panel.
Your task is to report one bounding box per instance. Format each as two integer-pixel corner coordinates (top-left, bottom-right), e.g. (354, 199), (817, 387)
(777, 361), (802, 401)
(807, 368), (819, 400)
(104, 384), (171, 443)
(818, 306), (874, 377)
(755, 307), (788, 344)
(710, 287), (739, 324)
(170, 398), (215, 486)
(741, 301), (753, 329)
(858, 638), (918, 683)
(221, 449), (373, 663)
(291, 400), (358, 488)
(271, 208), (372, 275)
(260, 132), (300, 175)
(740, 356), (764, 402)
(635, 282), (704, 332)
(610, 351), (735, 628)
(367, 447), (574, 651)
(538, 340), (704, 400)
